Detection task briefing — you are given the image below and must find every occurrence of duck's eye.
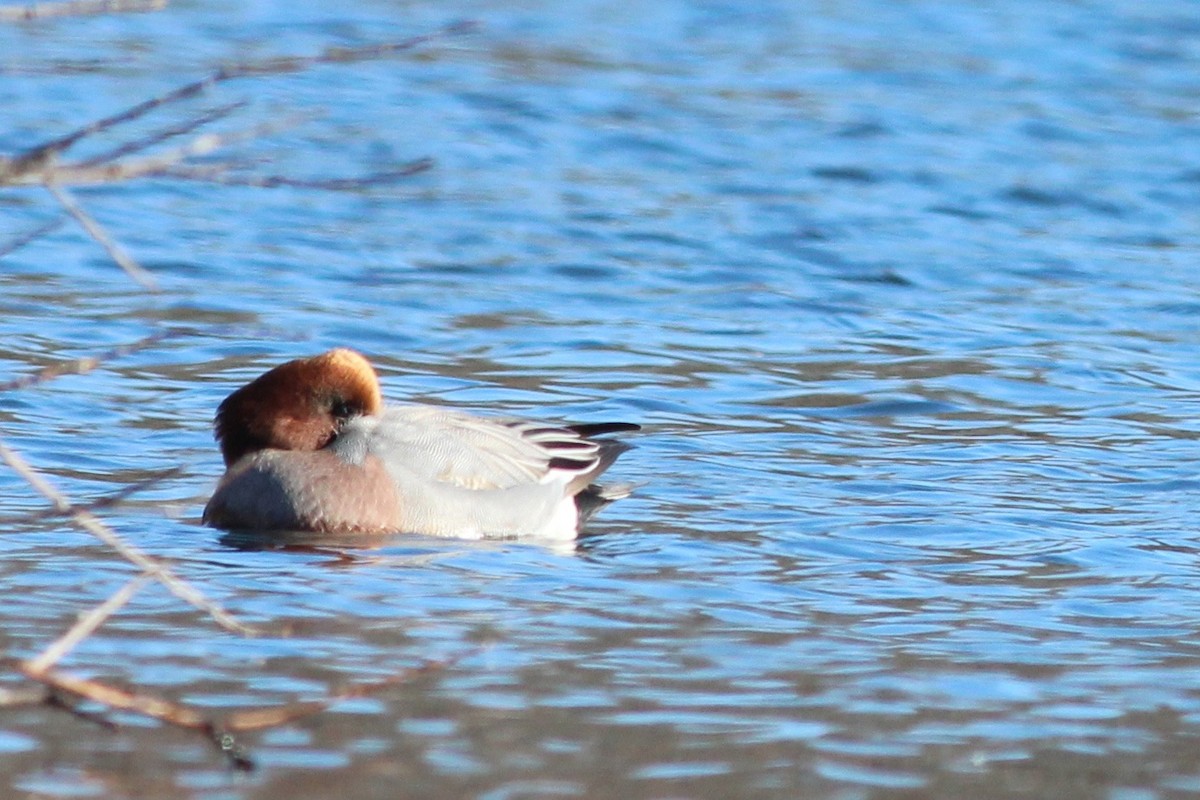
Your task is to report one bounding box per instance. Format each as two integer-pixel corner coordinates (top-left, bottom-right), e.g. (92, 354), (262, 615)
(330, 398), (357, 422)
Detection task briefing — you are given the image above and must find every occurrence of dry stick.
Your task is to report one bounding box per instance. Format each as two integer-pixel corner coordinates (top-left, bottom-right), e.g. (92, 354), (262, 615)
(0, 438), (255, 636)
(224, 652), (477, 731)
(161, 157), (435, 190)
(0, 337), (194, 718)
(18, 664), (250, 770)
(18, 115), (303, 281)
(0, 215), (65, 259)
(3, 131), (223, 186)
(10, 114), (309, 188)
(45, 182), (158, 290)
(0, 686), (50, 706)
(2, 21), (475, 178)
(24, 574), (151, 674)
(19, 665), (209, 727)
(18, 125), (225, 185)
(0, 683), (117, 729)
(18, 650), (473, 770)
(15, 468), (186, 523)
(0, 330), (176, 393)
(75, 101), (245, 169)
(0, 0), (166, 22)
(43, 693), (119, 731)
(2, 83), (220, 178)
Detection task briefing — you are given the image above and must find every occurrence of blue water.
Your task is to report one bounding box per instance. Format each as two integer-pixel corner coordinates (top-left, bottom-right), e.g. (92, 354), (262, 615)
(2, 0), (1200, 797)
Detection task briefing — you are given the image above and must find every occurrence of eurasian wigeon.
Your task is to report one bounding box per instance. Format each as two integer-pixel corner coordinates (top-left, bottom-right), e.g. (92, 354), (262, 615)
(202, 349), (639, 539)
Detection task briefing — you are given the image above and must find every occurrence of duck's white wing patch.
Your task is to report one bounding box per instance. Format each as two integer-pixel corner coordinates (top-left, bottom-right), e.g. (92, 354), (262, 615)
(344, 406), (606, 491)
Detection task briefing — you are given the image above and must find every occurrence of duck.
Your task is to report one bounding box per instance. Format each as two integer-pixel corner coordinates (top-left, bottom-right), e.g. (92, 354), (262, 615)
(202, 348), (639, 539)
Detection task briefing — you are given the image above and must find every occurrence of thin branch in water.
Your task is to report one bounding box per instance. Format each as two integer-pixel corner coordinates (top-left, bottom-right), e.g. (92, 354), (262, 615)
(12, 467), (186, 523)
(2, 83), (220, 177)
(0, 330), (176, 393)
(0, 437), (256, 636)
(17, 650), (474, 771)
(24, 574), (151, 674)
(223, 650), (478, 732)
(44, 692), (119, 731)
(204, 724), (255, 771)
(0, 216), (66, 259)
(205, 20), (480, 77)
(1, 21), (475, 178)
(75, 101), (246, 169)
(0, 681), (115, 730)
(18, 663), (210, 727)
(161, 157), (434, 190)
(0, 0), (165, 23)
(0, 685), (50, 707)
(1, 58), (127, 77)
(15, 661), (229, 764)
(45, 182), (158, 290)
(14, 128), (225, 186)
(12, 114), (309, 188)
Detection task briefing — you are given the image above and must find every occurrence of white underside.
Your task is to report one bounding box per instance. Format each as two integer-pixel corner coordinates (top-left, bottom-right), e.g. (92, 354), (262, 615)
(528, 495), (581, 540)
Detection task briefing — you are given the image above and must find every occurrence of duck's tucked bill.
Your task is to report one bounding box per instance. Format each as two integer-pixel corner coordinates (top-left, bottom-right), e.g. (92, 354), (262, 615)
(202, 349), (639, 540)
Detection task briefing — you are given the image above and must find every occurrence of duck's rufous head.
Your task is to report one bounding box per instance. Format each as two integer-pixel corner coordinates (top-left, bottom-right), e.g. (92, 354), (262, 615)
(213, 348), (383, 467)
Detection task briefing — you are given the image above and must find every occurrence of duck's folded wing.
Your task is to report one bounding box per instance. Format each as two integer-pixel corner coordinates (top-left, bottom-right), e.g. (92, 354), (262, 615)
(343, 406), (635, 492)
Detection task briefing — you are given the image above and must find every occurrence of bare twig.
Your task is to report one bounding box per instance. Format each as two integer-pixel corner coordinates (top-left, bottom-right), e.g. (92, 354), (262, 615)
(0, 215), (65, 259)
(0, 21), (475, 180)
(75, 101), (245, 169)
(19, 664), (210, 726)
(0, 685), (50, 706)
(0, 21), (468, 286)
(45, 692), (119, 730)
(160, 157), (435, 190)
(0, 685), (116, 728)
(24, 575), (151, 674)
(14, 130), (225, 186)
(205, 724), (255, 770)
(0, 438), (255, 636)
(45, 182), (158, 289)
(0, 331), (176, 393)
(15, 114), (307, 286)
(18, 650), (474, 770)
(12, 468), (186, 523)
(223, 652), (477, 731)
(7, 112), (310, 189)
(0, 0), (166, 23)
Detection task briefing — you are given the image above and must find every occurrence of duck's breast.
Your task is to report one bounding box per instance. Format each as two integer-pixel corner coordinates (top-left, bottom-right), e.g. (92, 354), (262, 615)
(203, 449), (405, 534)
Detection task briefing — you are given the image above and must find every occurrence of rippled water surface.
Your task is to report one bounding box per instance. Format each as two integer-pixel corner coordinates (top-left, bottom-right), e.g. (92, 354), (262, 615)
(2, 0), (1200, 797)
